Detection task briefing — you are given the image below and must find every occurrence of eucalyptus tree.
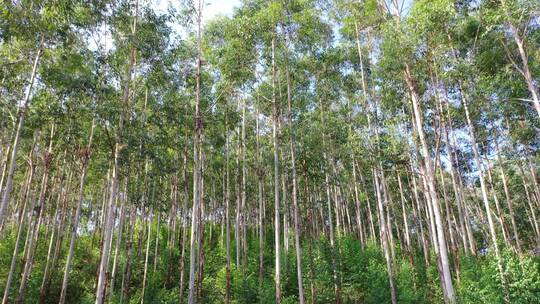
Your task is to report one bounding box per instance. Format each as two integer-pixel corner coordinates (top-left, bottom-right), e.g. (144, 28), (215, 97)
(376, 0), (457, 302)
(225, 1), (288, 301)
(204, 4), (259, 297)
(94, 0), (139, 301)
(186, 0), (205, 302)
(0, 2), (110, 303)
(423, 2), (514, 300)
(88, 0), (177, 302)
(48, 46), (101, 304)
(0, 0), (108, 230)
(490, 0), (540, 119)
(1, 0), (540, 303)
(333, 1), (401, 301)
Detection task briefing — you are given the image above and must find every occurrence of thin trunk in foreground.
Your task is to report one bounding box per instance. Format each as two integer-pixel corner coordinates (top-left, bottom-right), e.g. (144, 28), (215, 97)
(96, 1), (137, 301)
(281, 19), (305, 304)
(405, 64), (455, 303)
(271, 38), (282, 304)
(60, 118), (95, 304)
(188, 2), (204, 303)
(0, 37), (44, 226)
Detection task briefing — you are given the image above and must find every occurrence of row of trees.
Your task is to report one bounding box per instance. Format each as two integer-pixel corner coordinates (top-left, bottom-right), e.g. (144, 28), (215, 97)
(0, 0), (539, 303)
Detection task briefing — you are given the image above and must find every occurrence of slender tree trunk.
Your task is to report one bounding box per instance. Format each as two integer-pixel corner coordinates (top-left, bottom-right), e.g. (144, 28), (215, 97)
(0, 142), (12, 203)
(95, 167), (118, 303)
(381, 169), (398, 279)
(440, 98), (470, 254)
(321, 113), (341, 304)
(108, 201), (125, 303)
(485, 160), (510, 246)
(16, 124), (55, 304)
(271, 37), (282, 304)
(154, 212), (160, 273)
(59, 118), (95, 304)
(498, 0), (540, 119)
(373, 168), (397, 304)
(0, 37), (44, 226)
(517, 163), (540, 247)
(196, 165), (206, 301)
(141, 210), (152, 304)
(39, 174), (70, 304)
(120, 207), (136, 304)
(167, 175), (178, 287)
(255, 106), (265, 294)
(281, 21), (305, 302)
(224, 109), (232, 304)
(179, 147), (189, 301)
(352, 160), (365, 246)
(188, 3), (204, 303)
(240, 97), (248, 269)
(397, 170), (411, 252)
(457, 80), (509, 302)
(282, 173), (289, 265)
(235, 137), (241, 268)
(358, 169), (376, 241)
(96, 0), (137, 301)
(494, 137), (521, 254)
(2, 146), (35, 304)
(404, 64), (455, 303)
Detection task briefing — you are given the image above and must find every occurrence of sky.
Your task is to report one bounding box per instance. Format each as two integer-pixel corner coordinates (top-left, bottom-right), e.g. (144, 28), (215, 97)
(202, 0), (241, 22)
(155, 0), (241, 23)
(88, 0), (241, 52)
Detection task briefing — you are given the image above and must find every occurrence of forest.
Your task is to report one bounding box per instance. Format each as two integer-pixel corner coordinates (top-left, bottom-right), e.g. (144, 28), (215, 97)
(0, 0), (539, 303)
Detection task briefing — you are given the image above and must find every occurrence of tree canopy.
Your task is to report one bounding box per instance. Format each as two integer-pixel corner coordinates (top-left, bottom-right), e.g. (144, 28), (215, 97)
(0, 0), (539, 303)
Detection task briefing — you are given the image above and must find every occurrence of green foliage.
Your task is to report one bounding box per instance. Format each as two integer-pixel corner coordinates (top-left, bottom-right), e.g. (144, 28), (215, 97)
(1, 0), (540, 303)
(457, 249), (540, 304)
(1, 225), (540, 303)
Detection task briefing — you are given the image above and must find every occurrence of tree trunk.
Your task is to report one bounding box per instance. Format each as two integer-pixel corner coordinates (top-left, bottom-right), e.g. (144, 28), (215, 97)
(240, 97), (248, 269)
(321, 117), (341, 304)
(59, 118), (95, 304)
(404, 64), (455, 303)
(373, 168), (397, 304)
(352, 160), (365, 246)
(440, 96), (470, 254)
(224, 109), (232, 304)
(39, 173), (70, 304)
(179, 147), (189, 301)
(15, 124), (55, 304)
(517, 163), (540, 248)
(2, 145), (36, 304)
(0, 38), (44, 225)
(457, 80), (509, 302)
(141, 210), (152, 304)
(494, 136), (521, 254)
(397, 170), (411, 252)
(255, 106), (264, 293)
(154, 212), (160, 273)
(270, 37), (282, 304)
(408, 168), (429, 265)
(108, 185), (126, 302)
(499, 0), (540, 119)
(188, 3), (204, 303)
(279, 25), (305, 297)
(120, 207), (136, 304)
(96, 0), (137, 301)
